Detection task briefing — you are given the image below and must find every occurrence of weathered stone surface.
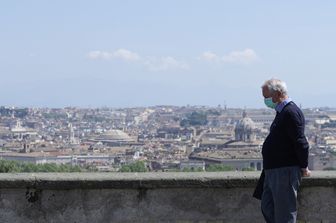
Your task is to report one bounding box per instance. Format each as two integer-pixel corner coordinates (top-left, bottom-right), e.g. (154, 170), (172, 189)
(0, 171), (334, 222)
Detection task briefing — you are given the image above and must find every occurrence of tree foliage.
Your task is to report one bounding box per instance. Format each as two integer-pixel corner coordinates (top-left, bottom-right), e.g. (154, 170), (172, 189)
(0, 160), (21, 172)
(180, 112), (208, 127)
(242, 167), (255, 171)
(206, 164), (234, 172)
(119, 161), (147, 172)
(0, 107), (28, 118)
(181, 167), (204, 172)
(0, 160), (83, 173)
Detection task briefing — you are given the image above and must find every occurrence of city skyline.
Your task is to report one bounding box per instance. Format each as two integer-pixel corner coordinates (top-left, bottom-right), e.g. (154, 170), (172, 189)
(1, 1), (336, 108)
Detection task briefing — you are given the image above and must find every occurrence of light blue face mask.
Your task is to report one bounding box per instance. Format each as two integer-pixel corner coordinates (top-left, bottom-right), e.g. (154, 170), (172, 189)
(264, 97), (277, 109)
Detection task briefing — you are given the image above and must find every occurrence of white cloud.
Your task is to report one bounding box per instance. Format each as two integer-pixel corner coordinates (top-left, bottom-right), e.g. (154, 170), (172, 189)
(113, 49), (140, 61)
(222, 48), (259, 64)
(199, 48), (260, 64)
(87, 49), (140, 61)
(199, 51), (220, 62)
(87, 49), (188, 71)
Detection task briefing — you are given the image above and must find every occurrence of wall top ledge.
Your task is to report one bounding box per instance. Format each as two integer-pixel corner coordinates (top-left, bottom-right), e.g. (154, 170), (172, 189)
(0, 171), (335, 190)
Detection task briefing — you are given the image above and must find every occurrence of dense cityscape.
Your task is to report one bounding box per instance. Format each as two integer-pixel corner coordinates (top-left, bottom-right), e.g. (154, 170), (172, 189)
(0, 105), (335, 172)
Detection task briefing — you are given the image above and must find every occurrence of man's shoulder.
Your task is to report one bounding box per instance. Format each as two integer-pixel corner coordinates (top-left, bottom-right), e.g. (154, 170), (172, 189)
(283, 101), (301, 113)
(282, 102), (305, 120)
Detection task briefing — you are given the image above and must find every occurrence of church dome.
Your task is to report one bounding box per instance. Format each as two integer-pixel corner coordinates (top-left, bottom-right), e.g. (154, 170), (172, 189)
(234, 111), (257, 142)
(236, 117), (256, 131)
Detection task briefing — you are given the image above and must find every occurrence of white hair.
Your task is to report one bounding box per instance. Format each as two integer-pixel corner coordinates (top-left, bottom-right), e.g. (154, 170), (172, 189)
(262, 78), (288, 96)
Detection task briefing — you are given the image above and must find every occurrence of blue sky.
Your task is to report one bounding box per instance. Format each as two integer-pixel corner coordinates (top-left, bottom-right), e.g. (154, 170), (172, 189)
(1, 1), (336, 108)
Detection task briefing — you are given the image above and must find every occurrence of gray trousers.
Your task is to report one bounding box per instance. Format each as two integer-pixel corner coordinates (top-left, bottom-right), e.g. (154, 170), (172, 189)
(261, 166), (301, 223)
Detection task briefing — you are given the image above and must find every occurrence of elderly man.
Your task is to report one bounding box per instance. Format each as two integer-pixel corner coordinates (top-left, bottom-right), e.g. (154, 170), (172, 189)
(260, 78), (310, 223)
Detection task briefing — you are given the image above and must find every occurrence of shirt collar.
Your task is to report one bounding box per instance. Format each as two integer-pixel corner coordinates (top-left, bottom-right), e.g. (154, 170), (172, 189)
(275, 98), (292, 113)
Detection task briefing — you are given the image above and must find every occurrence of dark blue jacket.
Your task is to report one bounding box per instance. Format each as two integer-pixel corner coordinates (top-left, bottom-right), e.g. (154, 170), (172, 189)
(262, 101), (309, 169)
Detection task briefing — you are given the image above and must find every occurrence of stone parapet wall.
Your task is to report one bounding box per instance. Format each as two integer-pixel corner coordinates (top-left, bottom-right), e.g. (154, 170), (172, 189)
(0, 171), (334, 223)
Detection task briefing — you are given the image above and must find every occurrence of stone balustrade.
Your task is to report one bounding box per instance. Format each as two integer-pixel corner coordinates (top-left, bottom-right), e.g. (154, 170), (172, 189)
(0, 171), (335, 223)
